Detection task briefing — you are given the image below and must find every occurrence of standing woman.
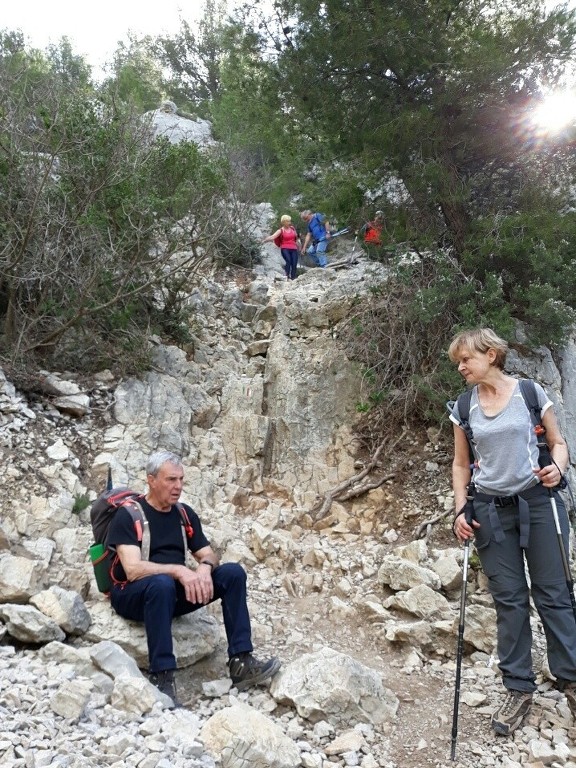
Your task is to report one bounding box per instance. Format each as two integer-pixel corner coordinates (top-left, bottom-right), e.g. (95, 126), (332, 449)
(448, 328), (576, 736)
(262, 215), (300, 280)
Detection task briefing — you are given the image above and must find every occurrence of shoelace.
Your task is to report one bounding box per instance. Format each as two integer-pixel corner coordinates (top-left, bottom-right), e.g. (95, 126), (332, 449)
(500, 692), (528, 715)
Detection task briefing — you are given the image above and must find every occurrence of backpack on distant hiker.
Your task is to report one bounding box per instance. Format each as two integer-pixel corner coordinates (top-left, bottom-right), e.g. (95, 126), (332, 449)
(363, 222), (382, 245)
(308, 216), (349, 251)
(308, 213), (327, 245)
(88, 487), (193, 594)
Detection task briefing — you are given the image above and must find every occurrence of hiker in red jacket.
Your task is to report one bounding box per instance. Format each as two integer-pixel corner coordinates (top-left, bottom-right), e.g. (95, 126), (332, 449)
(262, 214), (300, 280)
(360, 210), (384, 247)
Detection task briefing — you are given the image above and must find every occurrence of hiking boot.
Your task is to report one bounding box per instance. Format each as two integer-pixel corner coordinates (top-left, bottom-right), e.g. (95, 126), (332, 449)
(491, 690), (532, 735)
(149, 669), (181, 708)
(228, 652), (281, 691)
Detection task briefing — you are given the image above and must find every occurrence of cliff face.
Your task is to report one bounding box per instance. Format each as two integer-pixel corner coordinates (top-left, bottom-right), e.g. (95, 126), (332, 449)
(92, 257), (392, 508)
(1, 238), (575, 595)
(144, 100), (216, 148)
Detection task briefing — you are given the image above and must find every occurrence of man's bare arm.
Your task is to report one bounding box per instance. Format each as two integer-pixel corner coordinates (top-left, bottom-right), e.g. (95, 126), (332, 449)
(116, 543), (215, 604)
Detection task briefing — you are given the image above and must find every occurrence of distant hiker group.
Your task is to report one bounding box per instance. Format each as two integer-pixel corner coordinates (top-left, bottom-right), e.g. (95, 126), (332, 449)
(263, 208), (384, 277)
(262, 209), (332, 275)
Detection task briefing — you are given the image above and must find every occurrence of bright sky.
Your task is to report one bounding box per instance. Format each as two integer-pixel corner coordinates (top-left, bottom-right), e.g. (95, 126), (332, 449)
(1, 0), (206, 73)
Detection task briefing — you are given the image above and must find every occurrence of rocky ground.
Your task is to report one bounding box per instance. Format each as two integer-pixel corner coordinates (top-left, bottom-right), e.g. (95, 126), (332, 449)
(3, 450), (575, 768)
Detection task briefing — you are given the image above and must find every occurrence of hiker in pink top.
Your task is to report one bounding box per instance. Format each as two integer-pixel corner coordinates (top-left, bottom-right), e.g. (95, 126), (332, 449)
(262, 214), (300, 280)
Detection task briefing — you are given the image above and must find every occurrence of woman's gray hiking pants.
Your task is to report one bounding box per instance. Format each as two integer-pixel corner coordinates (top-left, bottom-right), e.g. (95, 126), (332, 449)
(473, 486), (576, 693)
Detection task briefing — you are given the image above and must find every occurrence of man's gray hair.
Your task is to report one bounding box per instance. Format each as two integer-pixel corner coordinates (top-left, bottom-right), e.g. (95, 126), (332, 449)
(146, 451), (183, 477)
(300, 209), (312, 218)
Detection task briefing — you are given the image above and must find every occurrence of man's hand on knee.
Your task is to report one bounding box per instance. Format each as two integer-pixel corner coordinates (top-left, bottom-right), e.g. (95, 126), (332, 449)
(178, 567), (214, 605)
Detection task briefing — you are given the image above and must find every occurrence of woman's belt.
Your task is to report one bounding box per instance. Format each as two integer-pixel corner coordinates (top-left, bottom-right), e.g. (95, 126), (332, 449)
(474, 483), (549, 549)
(475, 494), (517, 508)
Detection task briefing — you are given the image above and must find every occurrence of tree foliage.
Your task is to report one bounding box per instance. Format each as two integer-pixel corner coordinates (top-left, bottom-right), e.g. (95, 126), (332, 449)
(148, 0), (229, 114)
(0, 33), (259, 375)
(102, 37), (167, 112)
(267, 1), (576, 236)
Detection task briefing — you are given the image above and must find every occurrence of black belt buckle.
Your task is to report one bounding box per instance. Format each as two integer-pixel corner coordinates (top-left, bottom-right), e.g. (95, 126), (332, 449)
(494, 495), (516, 508)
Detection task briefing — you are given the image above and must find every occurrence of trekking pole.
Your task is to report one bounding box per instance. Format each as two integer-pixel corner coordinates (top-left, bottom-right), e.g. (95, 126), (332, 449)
(106, 466), (113, 492)
(348, 233), (359, 265)
(536, 427), (576, 623)
(451, 489), (474, 761)
(331, 226), (350, 239)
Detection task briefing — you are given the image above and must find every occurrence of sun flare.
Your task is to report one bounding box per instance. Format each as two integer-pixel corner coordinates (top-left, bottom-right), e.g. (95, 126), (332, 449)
(531, 90), (576, 133)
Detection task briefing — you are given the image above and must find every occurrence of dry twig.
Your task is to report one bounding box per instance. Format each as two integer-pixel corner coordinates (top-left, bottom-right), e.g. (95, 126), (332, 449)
(312, 427), (408, 522)
(413, 506), (453, 540)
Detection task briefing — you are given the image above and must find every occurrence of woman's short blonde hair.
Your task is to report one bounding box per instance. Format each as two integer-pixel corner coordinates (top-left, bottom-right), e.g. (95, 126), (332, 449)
(448, 328), (508, 370)
(281, 215), (292, 225)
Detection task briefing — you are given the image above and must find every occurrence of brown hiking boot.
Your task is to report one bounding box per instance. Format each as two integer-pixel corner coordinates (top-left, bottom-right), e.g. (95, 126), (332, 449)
(491, 690), (532, 735)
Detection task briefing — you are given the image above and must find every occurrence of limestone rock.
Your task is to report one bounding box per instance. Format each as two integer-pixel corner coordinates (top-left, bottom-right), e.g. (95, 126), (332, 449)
(377, 556), (442, 592)
(270, 646), (399, 726)
(51, 677), (93, 719)
(145, 102), (216, 148)
(201, 702), (301, 768)
(0, 603), (66, 642)
(85, 601), (219, 668)
(30, 585), (91, 635)
(383, 583), (453, 620)
(0, 553), (45, 601)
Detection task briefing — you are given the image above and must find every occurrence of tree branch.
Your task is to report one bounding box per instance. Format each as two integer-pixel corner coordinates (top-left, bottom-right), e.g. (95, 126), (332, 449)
(312, 427), (408, 522)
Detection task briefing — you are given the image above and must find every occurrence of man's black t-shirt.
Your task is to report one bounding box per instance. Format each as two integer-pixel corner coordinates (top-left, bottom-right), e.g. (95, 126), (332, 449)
(107, 498), (210, 583)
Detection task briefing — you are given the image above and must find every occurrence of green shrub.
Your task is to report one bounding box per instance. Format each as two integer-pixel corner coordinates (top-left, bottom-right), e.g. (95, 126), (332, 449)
(72, 493), (91, 515)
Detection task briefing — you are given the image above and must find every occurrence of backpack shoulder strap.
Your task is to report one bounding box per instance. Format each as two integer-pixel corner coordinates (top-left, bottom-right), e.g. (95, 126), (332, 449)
(447, 389), (475, 465)
(518, 378), (541, 428)
(118, 498), (151, 560)
(176, 503), (194, 552)
(456, 389), (473, 433)
(119, 500), (191, 562)
(518, 378), (557, 474)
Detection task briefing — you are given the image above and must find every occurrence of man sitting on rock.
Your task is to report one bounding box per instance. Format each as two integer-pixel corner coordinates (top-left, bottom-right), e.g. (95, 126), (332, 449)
(107, 450), (281, 706)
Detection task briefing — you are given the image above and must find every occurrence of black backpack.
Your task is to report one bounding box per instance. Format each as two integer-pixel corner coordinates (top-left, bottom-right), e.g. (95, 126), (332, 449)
(90, 488), (147, 551)
(88, 487), (193, 593)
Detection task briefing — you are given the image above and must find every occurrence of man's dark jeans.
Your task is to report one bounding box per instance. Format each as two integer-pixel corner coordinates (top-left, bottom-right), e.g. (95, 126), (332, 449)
(110, 562), (253, 673)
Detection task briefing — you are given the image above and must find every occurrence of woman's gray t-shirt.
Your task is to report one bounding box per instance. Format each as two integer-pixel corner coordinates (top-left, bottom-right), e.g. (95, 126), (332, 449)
(450, 380), (552, 495)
